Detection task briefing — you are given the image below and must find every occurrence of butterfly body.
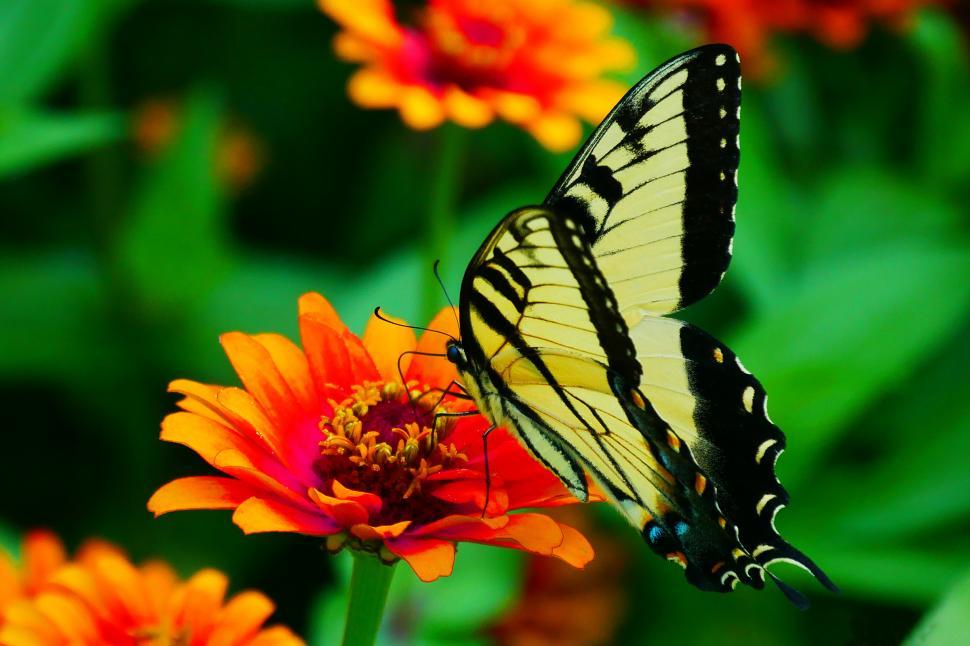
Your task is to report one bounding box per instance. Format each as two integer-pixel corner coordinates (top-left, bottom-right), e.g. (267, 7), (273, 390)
(444, 45), (836, 606)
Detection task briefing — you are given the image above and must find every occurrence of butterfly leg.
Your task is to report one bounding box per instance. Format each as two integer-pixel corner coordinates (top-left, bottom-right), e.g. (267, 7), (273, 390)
(430, 409), (479, 447)
(481, 424), (497, 518)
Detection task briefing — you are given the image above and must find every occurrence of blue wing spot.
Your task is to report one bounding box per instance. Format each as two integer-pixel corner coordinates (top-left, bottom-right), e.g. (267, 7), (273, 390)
(675, 520), (690, 538)
(647, 524), (665, 545)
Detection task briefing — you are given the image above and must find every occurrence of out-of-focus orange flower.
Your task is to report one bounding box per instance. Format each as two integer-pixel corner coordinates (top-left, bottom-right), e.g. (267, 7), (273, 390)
(632, 0), (937, 75)
(488, 507), (627, 646)
(318, 0), (635, 151)
(0, 531), (302, 645)
(132, 99), (265, 191)
(0, 530), (66, 612)
(149, 293), (594, 583)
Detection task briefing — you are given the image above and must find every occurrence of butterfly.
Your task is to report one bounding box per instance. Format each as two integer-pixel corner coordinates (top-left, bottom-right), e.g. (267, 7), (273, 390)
(439, 44), (836, 607)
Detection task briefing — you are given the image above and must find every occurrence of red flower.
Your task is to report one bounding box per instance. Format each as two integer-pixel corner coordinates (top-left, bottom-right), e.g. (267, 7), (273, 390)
(0, 531), (302, 645)
(632, 0), (936, 75)
(318, 0), (635, 151)
(149, 293), (593, 582)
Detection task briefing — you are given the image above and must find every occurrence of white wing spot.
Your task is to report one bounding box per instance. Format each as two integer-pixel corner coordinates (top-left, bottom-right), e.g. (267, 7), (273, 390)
(713, 347), (724, 363)
(715, 53), (727, 66)
(762, 395), (774, 423)
(719, 107), (727, 119)
(719, 171), (726, 181)
(742, 386), (755, 412)
(755, 439), (777, 464)
(716, 78), (726, 91)
(571, 234), (582, 247)
(735, 356), (750, 374)
(720, 138), (727, 148)
(756, 493), (776, 515)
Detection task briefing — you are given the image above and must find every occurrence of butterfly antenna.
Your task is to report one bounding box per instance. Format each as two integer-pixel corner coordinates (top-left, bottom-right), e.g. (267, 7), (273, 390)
(395, 349), (448, 413)
(432, 260), (461, 332)
(374, 307), (457, 342)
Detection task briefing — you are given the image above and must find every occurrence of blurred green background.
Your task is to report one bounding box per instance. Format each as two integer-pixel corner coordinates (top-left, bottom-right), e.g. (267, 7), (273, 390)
(2, 1), (970, 644)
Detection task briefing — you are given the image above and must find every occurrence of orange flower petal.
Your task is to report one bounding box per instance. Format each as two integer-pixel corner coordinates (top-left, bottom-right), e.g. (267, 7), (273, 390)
(318, 0), (403, 49)
(300, 314), (380, 395)
(139, 561), (179, 618)
(297, 292), (347, 332)
(398, 86), (446, 130)
(209, 590), (275, 643)
(21, 530), (66, 592)
(160, 412), (302, 496)
(408, 307), (460, 386)
(308, 488), (370, 526)
(331, 480), (383, 515)
(178, 568), (228, 639)
(527, 111), (582, 153)
(169, 379), (227, 423)
(253, 333), (318, 414)
(362, 309), (416, 383)
(349, 521), (411, 541)
(247, 625), (306, 646)
(221, 332), (302, 440)
(232, 497), (339, 536)
(348, 67), (402, 109)
(442, 86), (494, 128)
(33, 592), (100, 642)
(430, 479), (509, 515)
(384, 538), (455, 582)
(0, 550), (21, 608)
(148, 476), (257, 516)
(1, 599), (63, 644)
(82, 546), (153, 624)
(551, 522), (595, 568)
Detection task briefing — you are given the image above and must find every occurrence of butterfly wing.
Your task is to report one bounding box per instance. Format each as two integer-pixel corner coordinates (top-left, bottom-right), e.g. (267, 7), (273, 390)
(545, 44), (739, 321)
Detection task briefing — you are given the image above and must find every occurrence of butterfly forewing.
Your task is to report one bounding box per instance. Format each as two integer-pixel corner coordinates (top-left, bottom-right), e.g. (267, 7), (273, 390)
(546, 44), (740, 322)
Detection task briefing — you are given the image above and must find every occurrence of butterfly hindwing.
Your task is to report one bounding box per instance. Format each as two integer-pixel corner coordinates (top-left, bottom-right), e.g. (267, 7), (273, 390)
(546, 44), (739, 321)
(459, 207), (779, 593)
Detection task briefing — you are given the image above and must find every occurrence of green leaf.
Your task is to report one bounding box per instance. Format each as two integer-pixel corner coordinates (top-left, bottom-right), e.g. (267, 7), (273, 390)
(910, 8), (970, 188)
(730, 245), (970, 488)
(117, 90), (231, 313)
(802, 167), (960, 264)
(0, 108), (125, 179)
(905, 568), (970, 645)
(0, 251), (105, 380)
(730, 95), (801, 311)
(0, 0), (132, 102)
(807, 545), (968, 605)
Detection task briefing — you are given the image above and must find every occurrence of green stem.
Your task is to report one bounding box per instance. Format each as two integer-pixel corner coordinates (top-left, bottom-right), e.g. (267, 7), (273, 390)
(341, 552), (397, 646)
(423, 124), (465, 321)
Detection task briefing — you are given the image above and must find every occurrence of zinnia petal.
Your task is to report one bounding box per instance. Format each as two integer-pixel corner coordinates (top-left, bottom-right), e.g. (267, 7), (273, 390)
(384, 538), (456, 582)
(148, 476), (258, 516)
(233, 497), (340, 536)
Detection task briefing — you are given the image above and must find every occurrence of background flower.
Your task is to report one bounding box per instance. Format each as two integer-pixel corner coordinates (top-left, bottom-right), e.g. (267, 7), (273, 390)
(319, 0), (635, 150)
(629, 0), (940, 75)
(149, 294), (593, 582)
(0, 532), (302, 645)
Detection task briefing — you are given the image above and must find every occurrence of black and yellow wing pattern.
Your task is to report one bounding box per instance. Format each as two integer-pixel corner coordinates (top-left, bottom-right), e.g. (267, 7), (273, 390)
(450, 45), (836, 606)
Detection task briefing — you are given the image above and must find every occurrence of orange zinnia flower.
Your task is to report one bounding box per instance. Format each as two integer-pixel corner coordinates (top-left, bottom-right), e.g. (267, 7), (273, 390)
(0, 531), (302, 645)
(318, 0), (635, 151)
(633, 0), (935, 75)
(148, 293), (593, 582)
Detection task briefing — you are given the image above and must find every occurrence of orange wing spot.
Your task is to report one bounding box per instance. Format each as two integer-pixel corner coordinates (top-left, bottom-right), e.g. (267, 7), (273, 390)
(630, 389), (646, 409)
(666, 430), (681, 451)
(713, 347), (724, 363)
(711, 561), (725, 574)
(666, 551), (688, 569)
(694, 473), (707, 495)
(718, 517), (727, 529)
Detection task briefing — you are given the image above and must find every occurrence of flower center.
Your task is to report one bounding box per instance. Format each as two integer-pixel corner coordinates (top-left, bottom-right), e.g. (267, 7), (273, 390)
(316, 381), (468, 523)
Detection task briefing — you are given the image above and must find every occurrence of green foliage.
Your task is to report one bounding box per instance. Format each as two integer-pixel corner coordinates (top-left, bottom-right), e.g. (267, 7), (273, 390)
(2, 2), (970, 645)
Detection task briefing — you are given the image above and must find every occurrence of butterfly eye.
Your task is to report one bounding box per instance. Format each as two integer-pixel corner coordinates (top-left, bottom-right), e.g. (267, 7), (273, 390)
(446, 343), (462, 365)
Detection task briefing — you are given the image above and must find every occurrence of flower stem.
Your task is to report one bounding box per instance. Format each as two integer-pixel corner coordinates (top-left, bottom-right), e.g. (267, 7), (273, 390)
(341, 552), (397, 646)
(423, 124), (465, 321)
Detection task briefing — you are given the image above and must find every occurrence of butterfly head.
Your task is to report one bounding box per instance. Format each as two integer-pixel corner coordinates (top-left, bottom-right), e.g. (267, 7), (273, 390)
(445, 340), (468, 369)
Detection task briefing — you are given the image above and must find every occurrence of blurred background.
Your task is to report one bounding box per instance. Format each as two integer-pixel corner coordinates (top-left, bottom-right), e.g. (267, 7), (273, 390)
(2, 0), (970, 643)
